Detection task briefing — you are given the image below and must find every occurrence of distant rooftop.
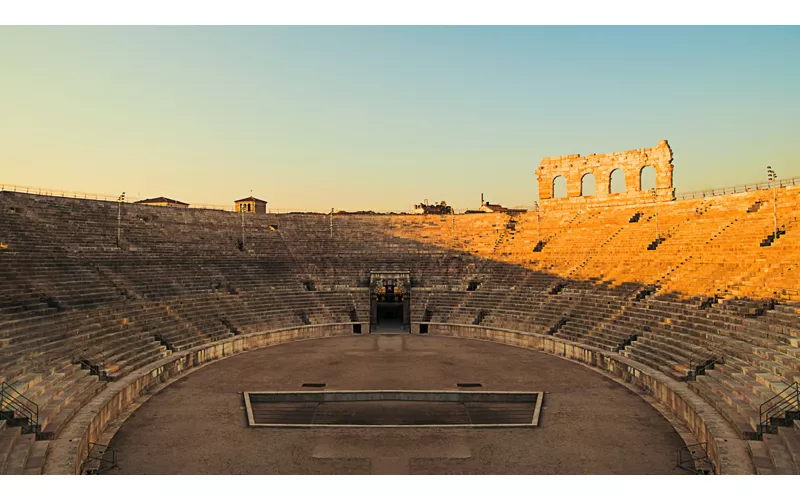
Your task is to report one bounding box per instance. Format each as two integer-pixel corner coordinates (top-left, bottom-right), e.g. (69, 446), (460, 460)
(235, 196), (267, 203)
(134, 197), (189, 206)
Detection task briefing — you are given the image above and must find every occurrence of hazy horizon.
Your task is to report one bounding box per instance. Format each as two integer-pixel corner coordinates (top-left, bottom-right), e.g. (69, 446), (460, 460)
(1, 26), (798, 212)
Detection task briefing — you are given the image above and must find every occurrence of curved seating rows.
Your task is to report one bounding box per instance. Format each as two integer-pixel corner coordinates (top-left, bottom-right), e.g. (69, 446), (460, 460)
(1, 186), (799, 474)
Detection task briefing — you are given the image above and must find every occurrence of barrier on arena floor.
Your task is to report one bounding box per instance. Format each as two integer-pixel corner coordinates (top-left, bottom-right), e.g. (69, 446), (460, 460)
(45, 323), (356, 475)
(45, 322), (754, 475)
(424, 323), (754, 475)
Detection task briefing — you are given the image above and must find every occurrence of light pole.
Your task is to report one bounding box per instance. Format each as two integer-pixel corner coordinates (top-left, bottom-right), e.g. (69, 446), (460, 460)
(652, 188), (660, 241)
(767, 165), (778, 239)
(330, 208), (333, 239)
(533, 201), (542, 246)
(116, 192), (125, 248)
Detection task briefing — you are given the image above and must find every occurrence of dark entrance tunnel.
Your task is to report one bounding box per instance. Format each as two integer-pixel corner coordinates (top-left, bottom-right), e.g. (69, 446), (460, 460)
(374, 289), (408, 333)
(376, 301), (404, 331)
(370, 273), (411, 333)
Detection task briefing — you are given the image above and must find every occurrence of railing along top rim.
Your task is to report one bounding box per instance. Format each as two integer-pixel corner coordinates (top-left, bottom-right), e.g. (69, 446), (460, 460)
(3, 175), (799, 214)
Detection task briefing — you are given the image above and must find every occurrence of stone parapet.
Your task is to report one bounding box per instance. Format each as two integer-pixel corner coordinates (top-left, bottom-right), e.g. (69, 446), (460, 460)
(425, 323), (754, 475)
(44, 323), (356, 475)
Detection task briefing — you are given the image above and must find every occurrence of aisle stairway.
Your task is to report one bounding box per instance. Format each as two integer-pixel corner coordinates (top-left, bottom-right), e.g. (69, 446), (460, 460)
(1, 185), (800, 474)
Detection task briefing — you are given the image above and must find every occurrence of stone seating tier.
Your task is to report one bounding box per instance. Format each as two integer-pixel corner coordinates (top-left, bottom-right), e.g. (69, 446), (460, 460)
(1, 187), (799, 474)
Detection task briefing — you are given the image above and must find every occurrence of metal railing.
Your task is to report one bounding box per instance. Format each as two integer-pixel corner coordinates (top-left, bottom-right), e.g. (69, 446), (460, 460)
(0, 382), (39, 433)
(0, 183), (306, 214)
(674, 442), (714, 474)
(758, 382), (800, 438)
(72, 346), (110, 380)
(687, 347), (726, 380)
(3, 174), (800, 215)
(532, 177), (800, 213)
(80, 443), (119, 474)
(529, 176), (800, 212)
(0, 183), (127, 202)
(676, 176), (800, 200)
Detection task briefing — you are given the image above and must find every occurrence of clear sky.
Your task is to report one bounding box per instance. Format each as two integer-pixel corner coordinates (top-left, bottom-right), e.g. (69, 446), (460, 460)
(1, 26), (798, 212)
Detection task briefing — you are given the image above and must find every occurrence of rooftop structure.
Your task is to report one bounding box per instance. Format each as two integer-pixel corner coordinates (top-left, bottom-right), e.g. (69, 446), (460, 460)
(134, 197), (189, 208)
(412, 199), (453, 215)
(0, 146), (799, 476)
(235, 196), (267, 213)
(477, 193), (522, 213)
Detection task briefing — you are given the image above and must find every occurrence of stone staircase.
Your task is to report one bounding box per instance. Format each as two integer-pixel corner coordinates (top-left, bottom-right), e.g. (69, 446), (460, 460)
(2, 184), (800, 474)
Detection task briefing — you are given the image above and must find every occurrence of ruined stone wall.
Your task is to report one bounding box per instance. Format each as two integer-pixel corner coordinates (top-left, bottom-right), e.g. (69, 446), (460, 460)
(536, 140), (675, 207)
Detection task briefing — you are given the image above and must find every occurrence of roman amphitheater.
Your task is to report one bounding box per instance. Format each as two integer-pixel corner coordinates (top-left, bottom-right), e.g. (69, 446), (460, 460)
(1, 141), (799, 475)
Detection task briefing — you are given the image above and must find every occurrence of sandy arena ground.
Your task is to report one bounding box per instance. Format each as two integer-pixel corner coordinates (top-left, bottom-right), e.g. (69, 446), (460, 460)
(108, 335), (688, 474)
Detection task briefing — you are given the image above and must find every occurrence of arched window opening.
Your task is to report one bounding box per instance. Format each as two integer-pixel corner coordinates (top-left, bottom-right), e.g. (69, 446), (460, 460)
(609, 169), (626, 194)
(640, 166), (656, 191)
(552, 176), (567, 199)
(581, 173), (596, 196)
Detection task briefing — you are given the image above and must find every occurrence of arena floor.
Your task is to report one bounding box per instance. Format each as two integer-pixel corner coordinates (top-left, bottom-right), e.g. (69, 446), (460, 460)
(107, 335), (689, 474)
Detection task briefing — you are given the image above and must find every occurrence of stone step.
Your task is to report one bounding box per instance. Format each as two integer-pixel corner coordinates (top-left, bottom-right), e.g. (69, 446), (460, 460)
(763, 433), (796, 474)
(777, 425), (800, 474)
(1, 432), (35, 475)
(23, 440), (49, 474)
(622, 345), (687, 380)
(34, 368), (96, 429)
(41, 376), (105, 438)
(688, 379), (758, 439)
(748, 440), (778, 475)
(0, 425), (21, 472)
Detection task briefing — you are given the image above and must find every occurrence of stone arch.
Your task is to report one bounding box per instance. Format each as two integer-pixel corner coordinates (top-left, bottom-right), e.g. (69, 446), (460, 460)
(535, 141), (675, 205)
(609, 168), (626, 194)
(552, 176), (567, 199)
(639, 165), (656, 191)
(581, 173), (596, 196)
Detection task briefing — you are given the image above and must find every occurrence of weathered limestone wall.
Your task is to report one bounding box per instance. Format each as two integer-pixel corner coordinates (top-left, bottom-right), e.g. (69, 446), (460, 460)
(45, 323), (356, 475)
(536, 140), (676, 208)
(424, 323), (754, 475)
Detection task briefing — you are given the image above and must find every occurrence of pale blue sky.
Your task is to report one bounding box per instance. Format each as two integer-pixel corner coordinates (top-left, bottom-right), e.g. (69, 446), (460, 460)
(1, 26), (798, 211)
